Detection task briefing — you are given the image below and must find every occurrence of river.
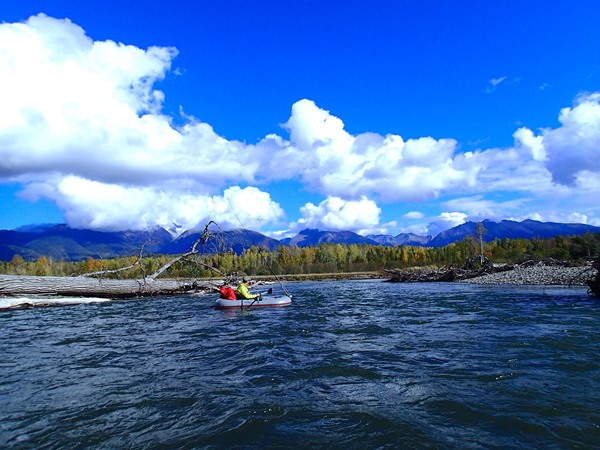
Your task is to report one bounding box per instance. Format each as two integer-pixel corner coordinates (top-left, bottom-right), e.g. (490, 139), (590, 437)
(1, 280), (599, 449)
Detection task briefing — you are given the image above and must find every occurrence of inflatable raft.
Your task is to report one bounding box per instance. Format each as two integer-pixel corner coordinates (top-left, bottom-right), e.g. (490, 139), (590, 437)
(215, 294), (292, 309)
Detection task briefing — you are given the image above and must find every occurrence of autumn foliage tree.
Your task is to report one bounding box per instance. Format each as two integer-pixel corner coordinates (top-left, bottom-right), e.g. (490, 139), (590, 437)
(1, 232), (599, 279)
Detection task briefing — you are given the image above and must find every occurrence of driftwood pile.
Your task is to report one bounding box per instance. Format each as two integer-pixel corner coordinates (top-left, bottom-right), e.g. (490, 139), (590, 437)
(382, 262), (502, 283)
(383, 258), (599, 293)
(587, 256), (600, 298)
(383, 259), (523, 283)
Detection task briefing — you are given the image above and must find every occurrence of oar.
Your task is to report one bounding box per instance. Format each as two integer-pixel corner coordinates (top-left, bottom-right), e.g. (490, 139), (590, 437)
(245, 288), (273, 308)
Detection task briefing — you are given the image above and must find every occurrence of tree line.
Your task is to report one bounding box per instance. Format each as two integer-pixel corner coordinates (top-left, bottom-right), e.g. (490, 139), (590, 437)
(1, 232), (599, 279)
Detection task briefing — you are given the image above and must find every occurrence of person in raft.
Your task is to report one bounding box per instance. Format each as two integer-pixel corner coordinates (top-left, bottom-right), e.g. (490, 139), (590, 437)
(236, 276), (260, 300)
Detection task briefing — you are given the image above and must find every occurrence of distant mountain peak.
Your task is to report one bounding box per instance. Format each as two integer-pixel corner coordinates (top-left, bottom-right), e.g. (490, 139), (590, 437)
(428, 218), (600, 247)
(289, 228), (378, 247)
(367, 232), (432, 246)
(1, 219), (599, 262)
(14, 223), (62, 233)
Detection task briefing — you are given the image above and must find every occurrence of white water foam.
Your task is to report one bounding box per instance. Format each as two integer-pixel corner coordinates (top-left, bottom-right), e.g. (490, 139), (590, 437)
(0, 296), (111, 310)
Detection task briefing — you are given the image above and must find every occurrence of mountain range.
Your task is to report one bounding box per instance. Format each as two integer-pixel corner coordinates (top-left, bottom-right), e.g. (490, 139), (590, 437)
(1, 219), (599, 262)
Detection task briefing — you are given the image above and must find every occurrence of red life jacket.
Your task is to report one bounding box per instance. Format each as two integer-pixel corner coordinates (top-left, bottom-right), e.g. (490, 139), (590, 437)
(219, 286), (237, 300)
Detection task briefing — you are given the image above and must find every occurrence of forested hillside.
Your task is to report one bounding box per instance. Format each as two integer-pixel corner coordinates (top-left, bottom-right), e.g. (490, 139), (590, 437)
(2, 233), (598, 279)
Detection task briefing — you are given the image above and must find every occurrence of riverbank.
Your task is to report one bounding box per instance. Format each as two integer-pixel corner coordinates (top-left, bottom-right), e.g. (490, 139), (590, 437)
(267, 272), (383, 281)
(460, 264), (594, 286)
(262, 264), (596, 287)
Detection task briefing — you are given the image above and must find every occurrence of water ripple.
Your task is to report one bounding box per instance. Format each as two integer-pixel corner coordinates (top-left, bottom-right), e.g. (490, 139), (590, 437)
(1, 281), (599, 448)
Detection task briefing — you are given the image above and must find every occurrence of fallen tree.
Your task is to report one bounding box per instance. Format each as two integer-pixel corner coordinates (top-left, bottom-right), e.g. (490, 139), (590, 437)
(0, 274), (217, 299)
(0, 221), (224, 299)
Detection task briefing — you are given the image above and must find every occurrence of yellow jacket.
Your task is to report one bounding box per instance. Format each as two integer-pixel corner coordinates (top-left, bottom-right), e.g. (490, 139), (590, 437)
(236, 282), (258, 299)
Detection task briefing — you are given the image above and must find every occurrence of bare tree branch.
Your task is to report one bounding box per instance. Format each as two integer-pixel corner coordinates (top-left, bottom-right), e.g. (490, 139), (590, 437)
(80, 258), (141, 278)
(149, 221), (223, 279)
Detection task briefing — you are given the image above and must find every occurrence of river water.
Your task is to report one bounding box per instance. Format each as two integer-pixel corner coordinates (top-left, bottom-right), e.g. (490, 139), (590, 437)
(1, 280), (599, 449)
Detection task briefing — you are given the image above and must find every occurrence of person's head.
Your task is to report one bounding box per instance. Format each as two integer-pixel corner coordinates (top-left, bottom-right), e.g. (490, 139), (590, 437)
(243, 276), (251, 283)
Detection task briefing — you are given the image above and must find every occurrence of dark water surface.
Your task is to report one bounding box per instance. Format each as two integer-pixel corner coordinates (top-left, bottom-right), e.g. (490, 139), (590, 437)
(1, 280), (599, 449)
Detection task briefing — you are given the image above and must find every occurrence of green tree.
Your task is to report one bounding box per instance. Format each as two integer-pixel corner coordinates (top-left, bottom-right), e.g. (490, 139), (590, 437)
(34, 256), (52, 276)
(9, 254), (26, 275)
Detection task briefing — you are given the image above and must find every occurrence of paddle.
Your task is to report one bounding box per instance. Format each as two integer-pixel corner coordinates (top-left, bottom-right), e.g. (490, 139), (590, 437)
(245, 287), (273, 308)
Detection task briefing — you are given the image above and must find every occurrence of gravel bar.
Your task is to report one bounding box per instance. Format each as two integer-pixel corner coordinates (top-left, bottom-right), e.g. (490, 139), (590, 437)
(461, 265), (594, 286)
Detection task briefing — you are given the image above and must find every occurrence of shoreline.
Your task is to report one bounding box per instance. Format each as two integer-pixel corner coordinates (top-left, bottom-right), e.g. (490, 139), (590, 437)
(460, 265), (594, 286)
(246, 272), (384, 283)
(254, 265), (596, 287)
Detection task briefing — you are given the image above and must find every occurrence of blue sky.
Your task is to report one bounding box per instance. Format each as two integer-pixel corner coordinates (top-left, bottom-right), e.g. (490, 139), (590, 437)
(1, 1), (600, 238)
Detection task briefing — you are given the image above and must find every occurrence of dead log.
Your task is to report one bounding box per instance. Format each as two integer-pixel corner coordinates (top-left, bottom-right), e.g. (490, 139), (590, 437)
(0, 274), (218, 299)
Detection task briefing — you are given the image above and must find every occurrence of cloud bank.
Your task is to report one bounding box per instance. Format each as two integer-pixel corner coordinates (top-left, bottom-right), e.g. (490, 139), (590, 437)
(1, 14), (600, 236)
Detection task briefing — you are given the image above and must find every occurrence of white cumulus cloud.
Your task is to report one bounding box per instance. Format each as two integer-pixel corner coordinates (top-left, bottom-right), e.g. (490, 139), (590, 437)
(0, 14), (278, 233)
(20, 177), (283, 232)
(542, 92), (600, 185)
(274, 99), (474, 202)
(2, 14), (600, 237)
(291, 196), (381, 234)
